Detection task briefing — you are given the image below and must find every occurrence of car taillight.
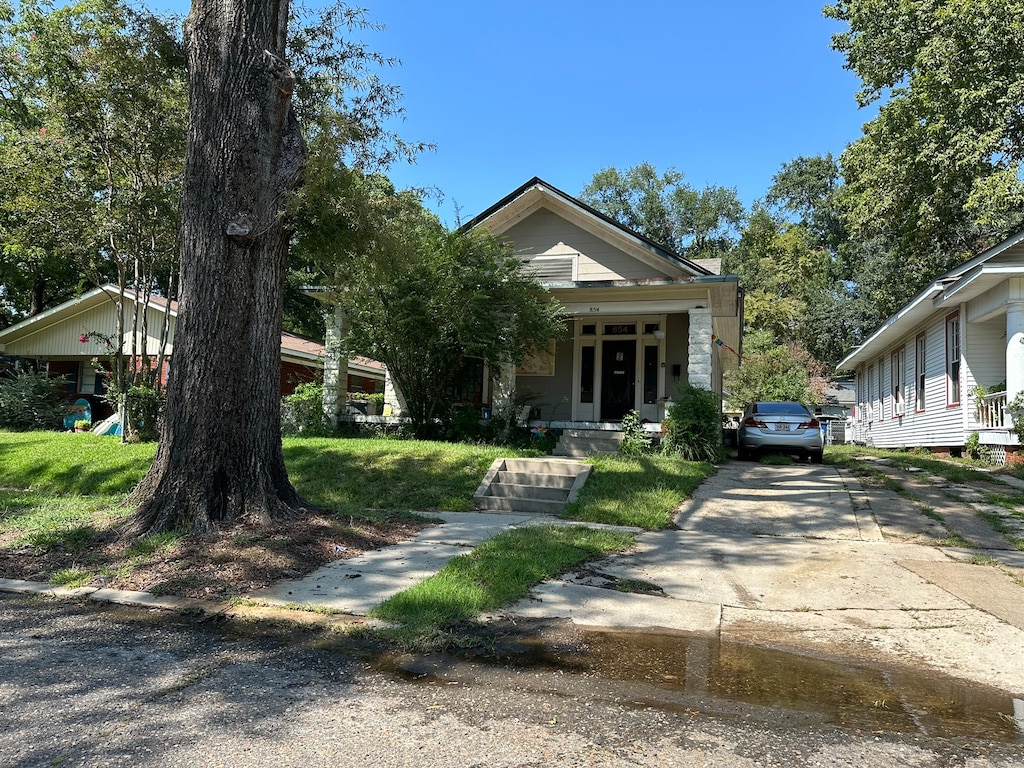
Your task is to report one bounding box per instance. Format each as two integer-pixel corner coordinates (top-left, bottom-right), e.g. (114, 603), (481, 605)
(743, 417), (767, 428)
(797, 418), (820, 429)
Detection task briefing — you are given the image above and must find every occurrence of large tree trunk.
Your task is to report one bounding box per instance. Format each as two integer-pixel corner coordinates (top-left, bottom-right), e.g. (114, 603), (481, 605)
(130, 0), (308, 535)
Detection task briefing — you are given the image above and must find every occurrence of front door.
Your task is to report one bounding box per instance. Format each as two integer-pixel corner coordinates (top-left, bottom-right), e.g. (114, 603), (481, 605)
(601, 339), (636, 421)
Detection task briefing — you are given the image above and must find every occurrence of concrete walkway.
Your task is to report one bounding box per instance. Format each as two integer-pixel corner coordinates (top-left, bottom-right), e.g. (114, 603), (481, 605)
(248, 512), (634, 614)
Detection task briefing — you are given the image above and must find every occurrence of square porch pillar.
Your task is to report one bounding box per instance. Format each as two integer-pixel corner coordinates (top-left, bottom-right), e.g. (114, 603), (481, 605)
(322, 305), (348, 428)
(687, 308), (713, 392)
(383, 368), (407, 417)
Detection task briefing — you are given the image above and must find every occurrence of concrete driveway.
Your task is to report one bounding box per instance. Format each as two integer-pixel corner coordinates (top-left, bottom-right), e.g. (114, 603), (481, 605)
(509, 460), (1024, 696)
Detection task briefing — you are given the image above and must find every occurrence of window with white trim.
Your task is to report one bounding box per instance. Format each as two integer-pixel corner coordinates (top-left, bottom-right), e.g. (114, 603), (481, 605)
(877, 359), (885, 421)
(946, 313), (961, 406)
(891, 347), (905, 417)
(915, 333), (926, 412)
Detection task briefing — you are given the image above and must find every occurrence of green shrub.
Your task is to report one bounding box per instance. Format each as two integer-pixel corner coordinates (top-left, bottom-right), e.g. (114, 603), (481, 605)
(124, 385), (164, 442)
(964, 431), (991, 462)
(619, 409), (652, 456)
(281, 381), (331, 436)
(661, 383), (722, 462)
(0, 370), (69, 431)
(1010, 393), (1024, 444)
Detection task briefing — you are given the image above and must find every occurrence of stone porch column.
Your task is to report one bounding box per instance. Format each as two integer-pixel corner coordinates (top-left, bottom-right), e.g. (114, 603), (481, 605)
(322, 305), (348, 428)
(491, 360), (517, 421)
(687, 308), (713, 391)
(383, 368), (407, 417)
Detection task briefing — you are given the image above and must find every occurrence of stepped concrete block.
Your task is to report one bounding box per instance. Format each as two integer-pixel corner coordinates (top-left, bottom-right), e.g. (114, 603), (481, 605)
(477, 495), (568, 515)
(497, 471), (575, 489)
(500, 458), (584, 475)
(488, 483), (571, 502)
(473, 457), (594, 516)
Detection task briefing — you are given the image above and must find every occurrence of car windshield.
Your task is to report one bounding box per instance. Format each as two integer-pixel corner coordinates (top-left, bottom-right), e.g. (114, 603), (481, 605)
(753, 402), (810, 416)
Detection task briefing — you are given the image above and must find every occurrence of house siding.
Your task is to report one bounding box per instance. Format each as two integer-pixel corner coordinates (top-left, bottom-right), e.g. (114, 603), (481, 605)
(516, 323), (574, 420)
(2, 302), (171, 358)
(504, 209), (669, 282)
(852, 315), (965, 448)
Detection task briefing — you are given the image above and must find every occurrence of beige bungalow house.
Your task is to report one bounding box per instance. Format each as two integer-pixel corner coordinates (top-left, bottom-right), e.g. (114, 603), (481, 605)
(0, 284), (383, 420)
(322, 178), (744, 433)
(838, 230), (1024, 461)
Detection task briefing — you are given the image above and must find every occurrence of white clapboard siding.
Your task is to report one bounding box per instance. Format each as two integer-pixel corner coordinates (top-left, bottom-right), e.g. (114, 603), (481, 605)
(2, 301), (173, 358)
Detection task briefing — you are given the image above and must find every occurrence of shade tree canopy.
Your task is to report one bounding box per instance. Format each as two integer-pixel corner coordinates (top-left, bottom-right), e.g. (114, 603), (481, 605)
(579, 163), (746, 260)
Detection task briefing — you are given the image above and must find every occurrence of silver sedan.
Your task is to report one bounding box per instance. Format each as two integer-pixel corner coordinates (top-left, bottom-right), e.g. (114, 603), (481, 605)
(736, 401), (824, 463)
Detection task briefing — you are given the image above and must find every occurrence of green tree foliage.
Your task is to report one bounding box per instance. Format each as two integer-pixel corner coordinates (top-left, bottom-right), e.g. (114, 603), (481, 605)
(0, 0), (187, 317)
(724, 332), (828, 411)
(729, 154), (886, 370)
(825, 0), (1024, 315)
(313, 179), (565, 438)
(0, 368), (69, 430)
(579, 163), (746, 259)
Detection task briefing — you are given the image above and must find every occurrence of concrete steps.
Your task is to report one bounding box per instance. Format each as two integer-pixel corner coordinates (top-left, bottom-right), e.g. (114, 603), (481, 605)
(473, 458), (593, 515)
(552, 428), (624, 457)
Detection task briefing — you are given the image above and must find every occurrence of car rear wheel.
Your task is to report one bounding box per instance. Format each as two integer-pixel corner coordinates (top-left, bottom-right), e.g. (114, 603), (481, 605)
(810, 450), (823, 464)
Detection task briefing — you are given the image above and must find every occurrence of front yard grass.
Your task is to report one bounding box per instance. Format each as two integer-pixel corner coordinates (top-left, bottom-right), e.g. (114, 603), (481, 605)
(1, 432), (713, 629)
(562, 453), (716, 529)
(0, 432), (540, 598)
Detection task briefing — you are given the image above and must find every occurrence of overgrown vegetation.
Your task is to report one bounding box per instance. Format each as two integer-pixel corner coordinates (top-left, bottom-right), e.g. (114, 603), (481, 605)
(618, 409), (652, 456)
(0, 370), (69, 431)
(661, 383), (723, 462)
(281, 381), (330, 436)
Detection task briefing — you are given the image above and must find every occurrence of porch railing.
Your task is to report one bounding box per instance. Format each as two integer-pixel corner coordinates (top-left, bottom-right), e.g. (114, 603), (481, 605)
(978, 392), (1007, 429)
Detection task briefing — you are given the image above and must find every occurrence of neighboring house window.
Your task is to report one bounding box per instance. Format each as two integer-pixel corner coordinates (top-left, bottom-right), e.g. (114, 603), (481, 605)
(866, 365), (874, 421)
(915, 333), (926, 412)
(946, 312), (961, 406)
(877, 359), (885, 421)
(891, 347), (905, 417)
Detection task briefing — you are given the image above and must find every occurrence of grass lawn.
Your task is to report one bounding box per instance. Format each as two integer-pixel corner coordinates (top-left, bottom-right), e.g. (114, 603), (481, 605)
(0, 432), (540, 598)
(0, 432), (714, 627)
(562, 453), (716, 529)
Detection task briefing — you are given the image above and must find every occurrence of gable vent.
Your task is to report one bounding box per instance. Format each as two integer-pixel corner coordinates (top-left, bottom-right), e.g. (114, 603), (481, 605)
(518, 254), (577, 283)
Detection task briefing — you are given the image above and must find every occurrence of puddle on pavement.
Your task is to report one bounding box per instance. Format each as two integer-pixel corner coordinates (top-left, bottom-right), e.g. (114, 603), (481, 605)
(375, 628), (1023, 742)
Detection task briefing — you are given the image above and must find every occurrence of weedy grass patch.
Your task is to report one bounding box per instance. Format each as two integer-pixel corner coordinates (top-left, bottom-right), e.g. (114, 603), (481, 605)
(371, 524), (635, 641)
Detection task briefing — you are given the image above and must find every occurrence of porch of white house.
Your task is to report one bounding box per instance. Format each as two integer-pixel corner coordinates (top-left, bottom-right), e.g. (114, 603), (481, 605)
(967, 297), (1024, 452)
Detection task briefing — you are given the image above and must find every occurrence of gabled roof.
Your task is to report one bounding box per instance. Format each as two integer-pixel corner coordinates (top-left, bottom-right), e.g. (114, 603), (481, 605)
(837, 230), (1024, 370)
(461, 177), (714, 279)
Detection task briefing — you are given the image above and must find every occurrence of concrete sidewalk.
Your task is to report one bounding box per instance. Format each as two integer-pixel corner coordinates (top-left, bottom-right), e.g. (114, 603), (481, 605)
(249, 511), (642, 614)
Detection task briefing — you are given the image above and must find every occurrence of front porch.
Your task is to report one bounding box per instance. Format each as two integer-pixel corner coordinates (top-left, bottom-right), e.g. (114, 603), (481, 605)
(965, 286), (1024, 452)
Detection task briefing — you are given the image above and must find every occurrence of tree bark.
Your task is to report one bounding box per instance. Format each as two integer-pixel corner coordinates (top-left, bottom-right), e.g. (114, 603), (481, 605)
(130, 0), (308, 535)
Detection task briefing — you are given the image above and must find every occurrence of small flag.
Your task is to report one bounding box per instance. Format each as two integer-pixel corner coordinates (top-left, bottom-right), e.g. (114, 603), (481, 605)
(711, 334), (741, 358)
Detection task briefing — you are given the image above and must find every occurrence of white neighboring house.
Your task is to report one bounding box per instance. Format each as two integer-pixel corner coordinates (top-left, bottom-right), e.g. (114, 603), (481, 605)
(838, 230), (1024, 461)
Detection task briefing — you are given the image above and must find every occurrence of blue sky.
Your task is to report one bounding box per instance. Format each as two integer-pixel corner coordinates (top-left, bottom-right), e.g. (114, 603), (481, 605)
(157, 1), (870, 227)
